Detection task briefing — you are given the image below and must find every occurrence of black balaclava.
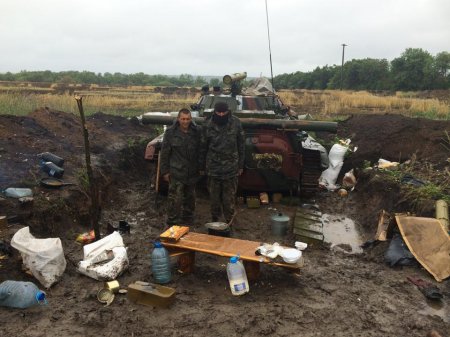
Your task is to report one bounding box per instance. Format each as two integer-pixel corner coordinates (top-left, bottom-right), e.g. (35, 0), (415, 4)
(213, 102), (230, 126)
(212, 112), (230, 125)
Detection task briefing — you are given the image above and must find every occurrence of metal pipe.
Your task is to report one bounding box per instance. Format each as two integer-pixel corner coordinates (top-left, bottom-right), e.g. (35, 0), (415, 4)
(141, 114), (338, 132)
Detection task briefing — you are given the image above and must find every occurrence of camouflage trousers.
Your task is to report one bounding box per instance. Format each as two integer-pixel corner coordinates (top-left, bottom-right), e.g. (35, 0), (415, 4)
(207, 176), (238, 223)
(166, 178), (196, 226)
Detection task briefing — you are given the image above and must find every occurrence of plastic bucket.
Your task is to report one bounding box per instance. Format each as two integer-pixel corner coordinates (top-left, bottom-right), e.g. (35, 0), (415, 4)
(271, 213), (290, 236)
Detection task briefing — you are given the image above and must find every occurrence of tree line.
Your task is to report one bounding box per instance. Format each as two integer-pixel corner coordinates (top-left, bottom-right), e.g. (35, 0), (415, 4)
(275, 48), (449, 91)
(0, 48), (448, 91)
(0, 71), (209, 88)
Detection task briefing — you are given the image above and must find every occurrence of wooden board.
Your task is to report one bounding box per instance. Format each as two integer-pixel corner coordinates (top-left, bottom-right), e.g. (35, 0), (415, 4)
(162, 232), (302, 270)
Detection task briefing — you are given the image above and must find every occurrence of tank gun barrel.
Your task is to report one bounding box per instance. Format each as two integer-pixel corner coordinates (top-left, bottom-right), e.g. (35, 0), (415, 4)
(141, 114), (337, 132)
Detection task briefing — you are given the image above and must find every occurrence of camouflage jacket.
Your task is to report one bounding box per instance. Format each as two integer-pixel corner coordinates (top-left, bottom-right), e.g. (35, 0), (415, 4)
(160, 121), (201, 185)
(200, 115), (245, 179)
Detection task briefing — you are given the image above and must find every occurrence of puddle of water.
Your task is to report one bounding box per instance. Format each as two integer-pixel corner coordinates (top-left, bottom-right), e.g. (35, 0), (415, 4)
(322, 214), (363, 254)
(418, 300), (449, 323)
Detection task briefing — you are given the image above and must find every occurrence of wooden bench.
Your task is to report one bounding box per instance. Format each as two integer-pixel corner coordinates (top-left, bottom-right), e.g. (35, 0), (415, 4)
(161, 232), (303, 280)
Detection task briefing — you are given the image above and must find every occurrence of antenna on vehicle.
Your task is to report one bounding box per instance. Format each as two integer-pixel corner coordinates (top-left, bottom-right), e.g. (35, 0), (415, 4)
(265, 0), (275, 93)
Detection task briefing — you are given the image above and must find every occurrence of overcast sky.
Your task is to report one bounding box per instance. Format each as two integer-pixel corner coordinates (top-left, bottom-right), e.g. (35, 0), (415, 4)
(1, 0), (449, 77)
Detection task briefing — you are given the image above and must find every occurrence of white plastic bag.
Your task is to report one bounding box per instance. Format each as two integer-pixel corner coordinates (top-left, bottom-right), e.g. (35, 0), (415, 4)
(77, 231), (129, 281)
(10, 227), (66, 288)
(342, 169), (357, 188)
(377, 158), (399, 169)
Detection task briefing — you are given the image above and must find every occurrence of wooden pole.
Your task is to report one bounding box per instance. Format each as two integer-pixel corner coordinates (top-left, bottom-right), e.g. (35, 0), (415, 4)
(155, 152), (161, 194)
(75, 96), (101, 241)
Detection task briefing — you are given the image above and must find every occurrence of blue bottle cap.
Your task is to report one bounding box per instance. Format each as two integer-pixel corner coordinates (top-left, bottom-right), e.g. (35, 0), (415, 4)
(154, 241), (162, 248)
(36, 291), (47, 305)
(230, 256), (238, 263)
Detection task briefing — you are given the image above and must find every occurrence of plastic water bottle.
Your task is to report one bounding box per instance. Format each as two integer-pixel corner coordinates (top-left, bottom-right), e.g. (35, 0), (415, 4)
(151, 241), (172, 284)
(0, 280), (47, 309)
(37, 152), (65, 167)
(3, 188), (33, 198)
(227, 256), (249, 296)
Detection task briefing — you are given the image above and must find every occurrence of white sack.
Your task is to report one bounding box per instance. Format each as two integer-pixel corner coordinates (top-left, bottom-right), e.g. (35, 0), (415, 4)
(319, 143), (349, 190)
(319, 162), (344, 191)
(78, 246), (128, 281)
(328, 144), (349, 168)
(83, 231), (124, 262)
(77, 231), (128, 281)
(11, 226), (66, 288)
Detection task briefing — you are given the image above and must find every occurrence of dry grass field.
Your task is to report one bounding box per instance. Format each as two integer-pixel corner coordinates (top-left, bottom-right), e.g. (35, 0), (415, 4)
(0, 80), (448, 119)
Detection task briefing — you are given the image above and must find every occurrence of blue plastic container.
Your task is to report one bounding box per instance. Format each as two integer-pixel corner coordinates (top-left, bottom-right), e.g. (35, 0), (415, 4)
(151, 242), (172, 284)
(0, 280), (47, 309)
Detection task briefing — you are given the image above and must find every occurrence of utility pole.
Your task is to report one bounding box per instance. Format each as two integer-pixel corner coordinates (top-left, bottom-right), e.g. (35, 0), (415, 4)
(340, 43), (347, 90)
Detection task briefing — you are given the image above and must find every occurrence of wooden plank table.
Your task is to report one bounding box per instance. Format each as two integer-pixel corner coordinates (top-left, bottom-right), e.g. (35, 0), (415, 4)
(161, 232), (303, 280)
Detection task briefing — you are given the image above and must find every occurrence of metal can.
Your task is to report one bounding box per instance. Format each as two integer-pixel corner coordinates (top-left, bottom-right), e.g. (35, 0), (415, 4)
(105, 280), (120, 293)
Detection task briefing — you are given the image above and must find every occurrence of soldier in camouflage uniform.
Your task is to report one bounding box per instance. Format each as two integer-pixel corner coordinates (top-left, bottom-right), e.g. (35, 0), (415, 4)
(160, 108), (201, 226)
(200, 102), (245, 223)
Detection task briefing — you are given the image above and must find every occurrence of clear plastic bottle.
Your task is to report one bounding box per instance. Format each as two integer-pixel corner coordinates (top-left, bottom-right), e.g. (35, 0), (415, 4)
(151, 241), (172, 284)
(227, 256), (249, 296)
(3, 188), (33, 198)
(0, 280), (47, 309)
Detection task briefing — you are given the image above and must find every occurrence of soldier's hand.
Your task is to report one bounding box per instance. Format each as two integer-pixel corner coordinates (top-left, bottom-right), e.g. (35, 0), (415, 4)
(238, 169), (243, 176)
(163, 173), (170, 182)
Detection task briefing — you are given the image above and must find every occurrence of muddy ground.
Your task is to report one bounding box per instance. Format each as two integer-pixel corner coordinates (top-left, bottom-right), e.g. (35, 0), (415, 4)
(0, 108), (449, 337)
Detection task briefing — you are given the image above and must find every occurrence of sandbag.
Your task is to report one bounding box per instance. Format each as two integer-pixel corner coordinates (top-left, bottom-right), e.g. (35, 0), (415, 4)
(78, 246), (128, 281)
(11, 227), (66, 288)
(77, 231), (129, 281)
(319, 143), (349, 190)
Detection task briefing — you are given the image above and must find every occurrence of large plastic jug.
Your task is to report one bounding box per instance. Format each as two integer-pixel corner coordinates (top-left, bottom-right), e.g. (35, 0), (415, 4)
(0, 280), (47, 308)
(227, 256), (249, 296)
(151, 242), (172, 284)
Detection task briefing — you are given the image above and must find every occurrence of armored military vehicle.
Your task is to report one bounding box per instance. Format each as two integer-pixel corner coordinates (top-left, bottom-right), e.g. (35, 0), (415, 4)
(142, 72), (337, 195)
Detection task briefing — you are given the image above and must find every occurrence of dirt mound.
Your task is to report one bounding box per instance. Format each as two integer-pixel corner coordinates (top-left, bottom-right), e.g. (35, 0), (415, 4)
(338, 114), (449, 169)
(0, 108), (153, 188)
(0, 109), (449, 337)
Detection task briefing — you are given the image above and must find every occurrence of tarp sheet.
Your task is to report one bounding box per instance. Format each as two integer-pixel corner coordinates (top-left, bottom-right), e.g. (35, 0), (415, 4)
(242, 77), (275, 96)
(395, 215), (450, 282)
